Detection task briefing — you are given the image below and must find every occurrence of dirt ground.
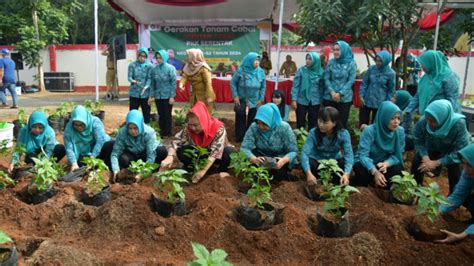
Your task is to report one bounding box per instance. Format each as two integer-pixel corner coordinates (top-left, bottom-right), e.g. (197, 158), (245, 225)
(0, 95), (473, 265)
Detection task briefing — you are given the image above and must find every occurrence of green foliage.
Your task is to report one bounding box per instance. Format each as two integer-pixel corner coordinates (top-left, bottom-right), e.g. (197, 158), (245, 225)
(149, 121), (161, 141)
(50, 102), (70, 119)
(174, 104), (190, 126)
(51, 157), (67, 177)
(0, 139), (10, 156)
(154, 169), (189, 203)
(12, 144), (27, 166)
(293, 127), (308, 153)
(229, 152), (252, 178)
(17, 108), (27, 128)
(128, 159), (159, 180)
(390, 171), (417, 203)
(188, 242), (232, 266)
(184, 146), (209, 174)
(245, 166), (272, 209)
(323, 185), (359, 222)
(0, 231), (13, 245)
(317, 159), (344, 189)
(31, 155), (59, 191)
(83, 157), (109, 194)
(34, 107), (50, 114)
(84, 100), (104, 114)
(0, 170), (16, 189)
(415, 182), (450, 223)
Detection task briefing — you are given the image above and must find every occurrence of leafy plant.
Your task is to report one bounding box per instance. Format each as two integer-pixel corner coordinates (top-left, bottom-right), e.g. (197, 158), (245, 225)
(128, 159), (159, 180)
(83, 157), (109, 194)
(0, 171), (15, 189)
(188, 242), (232, 266)
(0, 139), (10, 156)
(317, 159), (343, 189)
(49, 102), (70, 120)
(184, 146), (209, 174)
(84, 100), (104, 114)
(414, 182), (450, 223)
(293, 127), (308, 152)
(34, 107), (50, 114)
(391, 171), (418, 203)
(245, 166), (272, 209)
(154, 169), (189, 203)
(174, 104), (190, 126)
(149, 121), (161, 140)
(12, 144), (27, 167)
(17, 108), (27, 127)
(31, 155), (59, 191)
(51, 157), (67, 178)
(323, 185), (360, 223)
(0, 231), (13, 245)
(229, 151), (252, 178)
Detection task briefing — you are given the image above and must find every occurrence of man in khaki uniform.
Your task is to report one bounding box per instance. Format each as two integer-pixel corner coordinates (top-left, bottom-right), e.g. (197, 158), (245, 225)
(279, 55), (297, 77)
(102, 46), (118, 98)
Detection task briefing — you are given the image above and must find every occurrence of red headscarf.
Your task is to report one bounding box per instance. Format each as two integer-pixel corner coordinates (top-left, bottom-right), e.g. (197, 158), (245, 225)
(188, 101), (224, 148)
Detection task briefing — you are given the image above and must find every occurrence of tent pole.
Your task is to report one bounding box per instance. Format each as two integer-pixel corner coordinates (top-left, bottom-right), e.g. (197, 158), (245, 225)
(433, 0), (443, 50)
(462, 39), (472, 100)
(94, 0), (99, 102)
(275, 0), (284, 91)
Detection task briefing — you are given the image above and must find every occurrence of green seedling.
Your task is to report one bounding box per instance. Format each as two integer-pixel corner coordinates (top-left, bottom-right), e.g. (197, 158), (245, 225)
(0, 139), (10, 156)
(184, 146), (209, 174)
(245, 165), (272, 209)
(293, 127), (308, 152)
(174, 104), (190, 126)
(17, 108), (27, 127)
(83, 157), (109, 194)
(414, 182), (450, 223)
(0, 171), (15, 189)
(84, 100), (104, 114)
(154, 169), (189, 203)
(229, 151), (252, 178)
(128, 159), (159, 180)
(188, 242), (232, 266)
(391, 171), (418, 203)
(323, 185), (360, 223)
(31, 155), (59, 191)
(317, 159), (344, 189)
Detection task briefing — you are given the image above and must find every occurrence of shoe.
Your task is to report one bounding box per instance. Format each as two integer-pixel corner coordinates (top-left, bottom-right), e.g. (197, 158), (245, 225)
(1, 103), (8, 107)
(10, 105), (18, 109)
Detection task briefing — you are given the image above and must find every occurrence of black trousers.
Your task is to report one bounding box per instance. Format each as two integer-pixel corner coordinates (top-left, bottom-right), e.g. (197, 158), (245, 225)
(309, 158), (345, 185)
(118, 146), (168, 169)
(235, 105), (257, 142)
(462, 194), (474, 221)
(25, 144), (66, 164)
(155, 99), (173, 137)
(407, 85), (417, 97)
(77, 140), (115, 170)
(296, 103), (319, 130)
(251, 149), (291, 183)
(322, 100), (352, 128)
(411, 151), (461, 194)
(176, 145), (236, 172)
(405, 137), (414, 152)
(359, 105), (378, 126)
(130, 97), (151, 124)
(352, 162), (403, 188)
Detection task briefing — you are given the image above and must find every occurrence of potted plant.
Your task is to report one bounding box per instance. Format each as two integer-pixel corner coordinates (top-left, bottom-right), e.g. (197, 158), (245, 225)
(27, 155), (59, 204)
(305, 159), (343, 201)
(293, 127), (308, 154)
(229, 151), (254, 193)
(0, 171), (15, 189)
(0, 139), (9, 157)
(81, 157), (111, 206)
(0, 231), (18, 266)
(174, 104), (190, 128)
(48, 103), (70, 133)
(188, 242), (232, 266)
(84, 100), (105, 120)
(184, 146), (209, 175)
(407, 182), (450, 242)
(10, 144), (33, 179)
(315, 184), (360, 237)
(120, 159), (159, 184)
(150, 169), (188, 217)
(12, 108), (27, 139)
(389, 171), (417, 205)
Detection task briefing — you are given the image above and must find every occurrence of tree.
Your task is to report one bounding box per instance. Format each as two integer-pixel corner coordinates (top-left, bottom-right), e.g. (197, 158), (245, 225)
(296, 0), (424, 88)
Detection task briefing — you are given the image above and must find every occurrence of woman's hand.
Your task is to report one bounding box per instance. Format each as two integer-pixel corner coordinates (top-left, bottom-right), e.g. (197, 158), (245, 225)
(435, 230), (468, 244)
(169, 97), (175, 105)
(7, 163), (14, 175)
(374, 170), (387, 187)
(70, 163), (79, 172)
(307, 171), (317, 186)
(250, 156), (265, 166)
(192, 170), (206, 183)
(341, 173), (350, 186)
(377, 161), (390, 174)
(160, 155), (174, 170)
(274, 157), (289, 170)
(233, 97), (240, 106)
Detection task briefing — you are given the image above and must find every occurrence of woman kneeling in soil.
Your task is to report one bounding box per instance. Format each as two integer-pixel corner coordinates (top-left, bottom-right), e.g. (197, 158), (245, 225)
(240, 103), (298, 182)
(64, 105), (114, 172)
(411, 100), (470, 193)
(352, 101), (405, 188)
(160, 101), (235, 183)
(438, 144), (474, 243)
(301, 106), (353, 186)
(110, 110), (168, 181)
(8, 111), (66, 174)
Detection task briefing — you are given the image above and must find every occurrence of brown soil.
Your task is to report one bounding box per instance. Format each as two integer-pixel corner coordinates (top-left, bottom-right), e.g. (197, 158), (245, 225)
(0, 105), (474, 264)
(408, 215), (449, 242)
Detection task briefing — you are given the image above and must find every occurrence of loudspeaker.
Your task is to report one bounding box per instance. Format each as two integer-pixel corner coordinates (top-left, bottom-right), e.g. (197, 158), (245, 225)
(44, 72), (74, 92)
(113, 34), (127, 60)
(11, 53), (23, 70)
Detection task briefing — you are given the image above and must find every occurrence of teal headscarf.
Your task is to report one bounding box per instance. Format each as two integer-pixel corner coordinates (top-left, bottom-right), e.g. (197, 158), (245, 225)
(126, 110), (144, 134)
(335, 40), (354, 64)
(255, 103), (282, 140)
(459, 144), (474, 169)
(375, 50), (392, 73)
(417, 50), (454, 113)
(301, 52), (324, 100)
(395, 90), (413, 110)
(240, 52), (260, 77)
(137, 47), (149, 68)
(424, 99), (464, 138)
(19, 111), (54, 153)
(66, 105), (94, 156)
(374, 101), (403, 164)
(156, 49), (169, 69)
